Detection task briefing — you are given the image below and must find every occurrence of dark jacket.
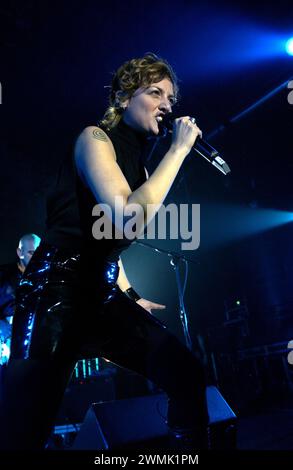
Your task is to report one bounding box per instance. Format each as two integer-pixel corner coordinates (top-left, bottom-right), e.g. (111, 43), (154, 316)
(0, 263), (21, 320)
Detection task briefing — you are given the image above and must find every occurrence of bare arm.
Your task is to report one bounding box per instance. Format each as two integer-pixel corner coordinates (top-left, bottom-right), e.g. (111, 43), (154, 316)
(117, 257), (166, 314)
(74, 118), (201, 232)
(117, 257), (131, 292)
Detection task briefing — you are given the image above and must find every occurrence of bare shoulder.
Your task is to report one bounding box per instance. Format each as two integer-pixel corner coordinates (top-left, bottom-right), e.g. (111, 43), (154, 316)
(75, 125), (116, 161)
(77, 126), (109, 144)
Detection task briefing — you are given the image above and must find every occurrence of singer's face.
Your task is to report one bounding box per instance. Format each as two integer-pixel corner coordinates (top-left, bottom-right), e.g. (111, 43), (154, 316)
(123, 77), (175, 135)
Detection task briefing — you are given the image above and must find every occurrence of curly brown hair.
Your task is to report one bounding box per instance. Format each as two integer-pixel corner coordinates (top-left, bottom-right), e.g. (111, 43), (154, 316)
(99, 52), (179, 130)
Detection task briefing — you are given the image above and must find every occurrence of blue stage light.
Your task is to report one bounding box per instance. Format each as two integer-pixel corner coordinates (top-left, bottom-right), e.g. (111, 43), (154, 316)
(285, 37), (293, 56)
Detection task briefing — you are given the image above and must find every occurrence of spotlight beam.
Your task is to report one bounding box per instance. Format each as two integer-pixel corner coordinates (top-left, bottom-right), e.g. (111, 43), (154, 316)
(285, 38), (293, 56)
(206, 77), (293, 140)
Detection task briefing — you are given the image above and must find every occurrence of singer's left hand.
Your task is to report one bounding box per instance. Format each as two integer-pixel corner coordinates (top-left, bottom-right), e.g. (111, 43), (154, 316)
(136, 298), (166, 314)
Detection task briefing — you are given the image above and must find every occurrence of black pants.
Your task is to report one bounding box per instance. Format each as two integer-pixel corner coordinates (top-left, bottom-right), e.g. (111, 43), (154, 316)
(0, 243), (208, 449)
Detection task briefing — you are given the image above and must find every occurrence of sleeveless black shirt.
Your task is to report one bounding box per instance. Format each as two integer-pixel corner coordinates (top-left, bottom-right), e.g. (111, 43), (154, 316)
(44, 118), (147, 262)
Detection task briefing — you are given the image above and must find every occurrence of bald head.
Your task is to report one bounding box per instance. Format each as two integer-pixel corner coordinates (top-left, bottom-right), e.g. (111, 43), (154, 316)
(17, 233), (41, 269)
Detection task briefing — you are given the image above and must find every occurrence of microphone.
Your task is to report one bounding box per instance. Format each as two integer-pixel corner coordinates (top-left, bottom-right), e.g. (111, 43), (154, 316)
(160, 116), (231, 176)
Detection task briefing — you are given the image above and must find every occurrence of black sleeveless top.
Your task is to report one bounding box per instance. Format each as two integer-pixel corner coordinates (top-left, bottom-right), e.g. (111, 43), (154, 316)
(44, 118), (147, 262)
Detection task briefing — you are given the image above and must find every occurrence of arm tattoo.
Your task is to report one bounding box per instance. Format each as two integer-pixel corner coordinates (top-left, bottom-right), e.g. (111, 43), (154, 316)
(92, 129), (108, 141)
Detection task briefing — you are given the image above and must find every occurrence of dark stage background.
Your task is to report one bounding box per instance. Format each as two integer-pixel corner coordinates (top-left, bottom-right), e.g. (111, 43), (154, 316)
(1, 0), (293, 436)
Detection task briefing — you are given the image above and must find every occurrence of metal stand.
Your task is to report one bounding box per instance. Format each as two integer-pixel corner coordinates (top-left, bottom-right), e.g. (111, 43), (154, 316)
(134, 241), (198, 351)
(169, 254), (193, 351)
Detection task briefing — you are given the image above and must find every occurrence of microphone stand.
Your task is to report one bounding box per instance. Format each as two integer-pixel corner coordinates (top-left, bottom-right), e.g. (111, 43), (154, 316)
(169, 253), (193, 351)
(134, 240), (198, 351)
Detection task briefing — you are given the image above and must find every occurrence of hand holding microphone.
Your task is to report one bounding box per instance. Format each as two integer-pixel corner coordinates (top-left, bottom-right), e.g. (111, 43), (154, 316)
(162, 115), (231, 175)
(170, 116), (202, 156)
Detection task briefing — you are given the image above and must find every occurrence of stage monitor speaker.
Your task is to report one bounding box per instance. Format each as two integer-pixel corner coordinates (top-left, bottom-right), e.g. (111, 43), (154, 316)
(55, 373), (116, 425)
(73, 386), (237, 450)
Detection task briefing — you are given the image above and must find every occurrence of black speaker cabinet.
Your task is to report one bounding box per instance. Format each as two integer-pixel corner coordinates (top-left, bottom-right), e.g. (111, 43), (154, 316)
(73, 386), (237, 450)
(55, 373), (116, 425)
